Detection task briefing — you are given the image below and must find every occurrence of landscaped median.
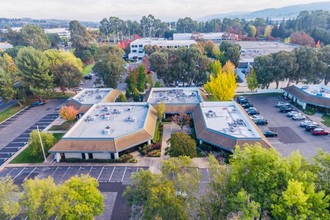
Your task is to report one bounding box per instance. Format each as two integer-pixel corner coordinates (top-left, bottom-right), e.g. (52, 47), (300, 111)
(322, 114), (330, 127)
(10, 133), (64, 164)
(0, 105), (25, 123)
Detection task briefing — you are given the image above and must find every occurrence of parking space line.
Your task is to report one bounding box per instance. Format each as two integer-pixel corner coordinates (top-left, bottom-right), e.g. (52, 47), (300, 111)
(61, 166), (71, 179)
(23, 167), (37, 182)
(51, 166), (59, 175)
(97, 167), (104, 181)
(13, 167), (25, 180)
(6, 168), (16, 176)
(109, 166), (116, 182)
(88, 167), (93, 174)
(121, 167), (128, 182)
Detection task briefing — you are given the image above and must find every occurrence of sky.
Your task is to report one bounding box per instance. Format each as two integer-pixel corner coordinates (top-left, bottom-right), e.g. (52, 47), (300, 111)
(0, 0), (329, 22)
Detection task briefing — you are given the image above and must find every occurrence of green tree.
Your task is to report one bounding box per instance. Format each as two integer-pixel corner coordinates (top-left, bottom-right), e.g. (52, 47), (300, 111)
(126, 70), (137, 96)
(116, 93), (127, 102)
(7, 25), (50, 51)
(46, 33), (61, 49)
(204, 61), (237, 101)
(60, 175), (104, 219)
(246, 24), (257, 37)
(69, 20), (91, 63)
(0, 176), (20, 219)
(149, 51), (168, 84)
(20, 177), (62, 220)
(29, 130), (55, 156)
(246, 68), (258, 92)
(52, 63), (82, 93)
(0, 53), (20, 104)
(155, 102), (166, 120)
(123, 157), (200, 219)
(166, 132), (197, 158)
(272, 179), (329, 219)
(147, 73), (153, 89)
(137, 64), (146, 92)
(219, 41), (241, 67)
(16, 47), (53, 100)
(93, 46), (125, 88)
(313, 149), (330, 195)
(254, 54), (275, 89)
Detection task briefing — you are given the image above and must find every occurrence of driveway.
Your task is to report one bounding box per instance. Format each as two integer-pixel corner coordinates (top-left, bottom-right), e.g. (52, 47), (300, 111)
(248, 95), (330, 158)
(0, 99), (65, 150)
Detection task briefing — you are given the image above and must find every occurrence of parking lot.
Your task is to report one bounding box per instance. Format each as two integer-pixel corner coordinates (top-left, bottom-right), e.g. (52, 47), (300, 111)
(0, 106), (32, 131)
(0, 165), (210, 220)
(248, 95), (330, 158)
(0, 114), (59, 166)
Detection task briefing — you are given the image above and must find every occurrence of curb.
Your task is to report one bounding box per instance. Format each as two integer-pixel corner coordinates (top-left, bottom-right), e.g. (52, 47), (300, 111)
(0, 106), (29, 125)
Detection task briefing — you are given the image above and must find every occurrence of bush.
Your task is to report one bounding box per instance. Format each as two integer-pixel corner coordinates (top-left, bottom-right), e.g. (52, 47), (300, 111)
(139, 144), (161, 157)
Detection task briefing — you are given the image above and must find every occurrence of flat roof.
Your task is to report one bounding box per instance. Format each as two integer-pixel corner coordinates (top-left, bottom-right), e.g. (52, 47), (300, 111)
(296, 84), (330, 99)
(64, 103), (150, 139)
(72, 88), (112, 105)
(201, 102), (261, 138)
(147, 87), (202, 104)
(236, 41), (299, 62)
(131, 38), (196, 46)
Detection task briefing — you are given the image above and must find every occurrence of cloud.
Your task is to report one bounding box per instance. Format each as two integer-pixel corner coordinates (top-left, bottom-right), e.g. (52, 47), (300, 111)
(0, 0), (328, 21)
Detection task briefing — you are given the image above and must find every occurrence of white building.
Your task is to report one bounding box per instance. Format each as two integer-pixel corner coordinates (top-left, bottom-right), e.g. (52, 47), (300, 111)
(128, 38), (197, 60)
(44, 28), (70, 38)
(173, 32), (238, 42)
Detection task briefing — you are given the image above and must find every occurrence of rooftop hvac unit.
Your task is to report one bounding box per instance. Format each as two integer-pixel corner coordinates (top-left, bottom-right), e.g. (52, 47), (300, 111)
(103, 126), (111, 135)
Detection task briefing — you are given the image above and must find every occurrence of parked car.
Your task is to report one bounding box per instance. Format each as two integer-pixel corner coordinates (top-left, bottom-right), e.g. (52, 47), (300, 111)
(263, 130), (278, 137)
(31, 100), (45, 106)
(237, 96), (249, 104)
(312, 128), (329, 135)
(250, 115), (264, 120)
(292, 114), (306, 120)
(241, 102), (254, 109)
(276, 101), (290, 108)
(253, 118), (268, 125)
(83, 74), (92, 80)
(300, 120), (317, 127)
(305, 124), (322, 131)
(247, 109), (260, 116)
(287, 110), (298, 117)
(279, 106), (295, 113)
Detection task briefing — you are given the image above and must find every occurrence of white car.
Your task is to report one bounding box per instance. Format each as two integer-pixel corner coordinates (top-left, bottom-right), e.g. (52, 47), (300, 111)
(300, 120), (317, 127)
(287, 111), (298, 117)
(250, 115), (264, 120)
(292, 114), (306, 120)
(276, 101), (290, 108)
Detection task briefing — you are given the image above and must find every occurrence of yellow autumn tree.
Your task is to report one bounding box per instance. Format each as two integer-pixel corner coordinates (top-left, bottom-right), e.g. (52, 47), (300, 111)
(204, 60), (237, 101)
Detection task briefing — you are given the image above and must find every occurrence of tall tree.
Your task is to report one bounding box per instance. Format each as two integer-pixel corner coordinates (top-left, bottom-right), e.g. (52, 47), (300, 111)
(69, 20), (91, 63)
(60, 175), (104, 219)
(16, 47), (53, 100)
(93, 46), (125, 88)
(0, 176), (20, 219)
(20, 177), (62, 220)
(7, 25), (50, 51)
(149, 51), (168, 84)
(246, 68), (258, 91)
(219, 41), (241, 67)
(137, 64), (146, 92)
(204, 60), (237, 101)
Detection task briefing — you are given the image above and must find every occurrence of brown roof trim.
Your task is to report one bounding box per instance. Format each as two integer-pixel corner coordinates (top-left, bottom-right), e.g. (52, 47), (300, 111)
(283, 85), (330, 108)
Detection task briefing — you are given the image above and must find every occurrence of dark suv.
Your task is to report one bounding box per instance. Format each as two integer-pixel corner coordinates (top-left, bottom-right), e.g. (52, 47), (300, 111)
(279, 106), (294, 113)
(253, 118), (268, 125)
(305, 124), (322, 131)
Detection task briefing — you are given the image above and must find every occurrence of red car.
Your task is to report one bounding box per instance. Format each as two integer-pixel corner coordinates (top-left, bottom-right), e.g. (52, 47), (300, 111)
(312, 128), (329, 135)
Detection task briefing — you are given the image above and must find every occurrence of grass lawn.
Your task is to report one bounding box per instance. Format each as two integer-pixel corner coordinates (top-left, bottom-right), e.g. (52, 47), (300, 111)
(322, 114), (330, 127)
(49, 121), (75, 131)
(11, 133), (64, 164)
(0, 105), (25, 123)
(82, 64), (94, 76)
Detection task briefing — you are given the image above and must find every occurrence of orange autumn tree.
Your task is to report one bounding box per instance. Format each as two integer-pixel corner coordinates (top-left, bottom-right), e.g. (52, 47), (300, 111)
(59, 105), (79, 121)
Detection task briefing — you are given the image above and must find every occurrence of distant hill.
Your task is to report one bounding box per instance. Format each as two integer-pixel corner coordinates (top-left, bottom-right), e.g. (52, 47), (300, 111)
(199, 1), (330, 21)
(0, 17), (99, 29)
